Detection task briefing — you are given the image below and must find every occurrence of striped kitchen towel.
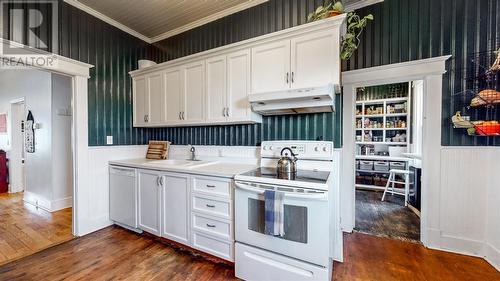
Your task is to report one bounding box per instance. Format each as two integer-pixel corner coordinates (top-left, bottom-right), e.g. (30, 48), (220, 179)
(264, 190), (285, 237)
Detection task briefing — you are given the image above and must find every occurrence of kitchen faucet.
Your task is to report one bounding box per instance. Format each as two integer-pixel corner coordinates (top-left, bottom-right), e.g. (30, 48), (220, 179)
(189, 145), (197, 161)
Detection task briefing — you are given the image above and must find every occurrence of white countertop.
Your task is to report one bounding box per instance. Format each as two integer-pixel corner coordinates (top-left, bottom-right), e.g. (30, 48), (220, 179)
(109, 158), (258, 178)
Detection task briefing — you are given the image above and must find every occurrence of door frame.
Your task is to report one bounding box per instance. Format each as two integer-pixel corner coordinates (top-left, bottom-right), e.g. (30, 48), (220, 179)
(0, 38), (93, 236)
(8, 97), (26, 193)
(340, 56), (451, 248)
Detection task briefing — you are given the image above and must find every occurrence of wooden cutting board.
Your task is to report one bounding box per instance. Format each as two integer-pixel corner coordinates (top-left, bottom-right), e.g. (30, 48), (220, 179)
(146, 141), (170, 160)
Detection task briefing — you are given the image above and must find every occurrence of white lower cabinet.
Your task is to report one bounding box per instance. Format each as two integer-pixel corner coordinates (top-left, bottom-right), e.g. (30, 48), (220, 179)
(135, 170), (234, 262)
(161, 173), (189, 245)
(138, 170), (162, 236)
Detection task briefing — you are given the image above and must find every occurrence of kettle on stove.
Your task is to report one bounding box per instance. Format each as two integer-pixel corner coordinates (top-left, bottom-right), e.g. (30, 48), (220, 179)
(277, 147), (297, 179)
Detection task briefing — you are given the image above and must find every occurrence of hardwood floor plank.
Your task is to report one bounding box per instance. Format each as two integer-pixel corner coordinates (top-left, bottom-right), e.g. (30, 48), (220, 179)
(0, 193), (73, 265)
(0, 226), (498, 281)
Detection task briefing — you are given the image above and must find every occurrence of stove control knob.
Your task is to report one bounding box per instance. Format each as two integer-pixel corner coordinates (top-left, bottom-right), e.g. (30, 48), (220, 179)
(263, 146), (268, 150)
(314, 146), (320, 152)
(323, 147), (328, 152)
(269, 146), (274, 151)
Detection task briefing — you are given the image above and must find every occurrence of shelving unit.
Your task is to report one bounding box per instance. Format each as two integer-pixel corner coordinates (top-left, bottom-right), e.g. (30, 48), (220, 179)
(354, 83), (411, 191)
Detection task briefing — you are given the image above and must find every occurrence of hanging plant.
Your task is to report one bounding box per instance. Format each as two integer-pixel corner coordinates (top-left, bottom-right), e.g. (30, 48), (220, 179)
(307, 1), (344, 22)
(307, 1), (373, 61)
(340, 12), (373, 61)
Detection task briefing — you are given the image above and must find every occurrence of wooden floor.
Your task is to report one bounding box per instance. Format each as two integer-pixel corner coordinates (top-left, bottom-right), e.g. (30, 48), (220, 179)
(0, 192), (73, 265)
(0, 226), (498, 280)
(355, 189), (420, 242)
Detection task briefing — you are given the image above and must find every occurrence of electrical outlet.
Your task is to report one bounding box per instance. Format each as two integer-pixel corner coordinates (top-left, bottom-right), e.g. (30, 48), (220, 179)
(106, 136), (113, 145)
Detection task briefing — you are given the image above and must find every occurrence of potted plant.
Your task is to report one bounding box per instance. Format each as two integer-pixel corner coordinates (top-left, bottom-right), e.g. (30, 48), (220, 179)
(307, 1), (374, 61)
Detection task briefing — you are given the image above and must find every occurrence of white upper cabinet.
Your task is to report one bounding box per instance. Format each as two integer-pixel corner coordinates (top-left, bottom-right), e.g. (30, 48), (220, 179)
(251, 40), (291, 94)
(131, 15), (345, 127)
(165, 67), (184, 123)
(206, 56), (227, 123)
(183, 61), (205, 123)
(133, 77), (147, 126)
(147, 72), (166, 124)
(290, 30), (340, 89)
(227, 50), (254, 122)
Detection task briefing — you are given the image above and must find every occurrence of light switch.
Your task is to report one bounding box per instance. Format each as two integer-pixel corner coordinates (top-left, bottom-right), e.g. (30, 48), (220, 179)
(106, 136), (113, 145)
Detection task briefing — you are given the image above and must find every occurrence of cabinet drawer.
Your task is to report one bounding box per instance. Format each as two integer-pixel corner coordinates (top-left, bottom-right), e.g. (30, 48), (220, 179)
(192, 213), (232, 240)
(192, 177), (231, 197)
(192, 231), (233, 261)
(192, 195), (231, 219)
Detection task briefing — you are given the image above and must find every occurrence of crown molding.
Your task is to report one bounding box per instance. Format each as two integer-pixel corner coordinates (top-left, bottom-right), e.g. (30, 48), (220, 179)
(63, 0), (269, 44)
(63, 0), (152, 43)
(149, 0), (269, 43)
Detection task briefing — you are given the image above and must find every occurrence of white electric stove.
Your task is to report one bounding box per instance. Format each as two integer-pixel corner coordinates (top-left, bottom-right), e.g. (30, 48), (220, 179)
(234, 141), (341, 281)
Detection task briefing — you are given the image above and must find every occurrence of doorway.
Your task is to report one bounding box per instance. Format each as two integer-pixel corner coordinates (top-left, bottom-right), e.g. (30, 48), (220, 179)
(353, 81), (422, 242)
(0, 69), (74, 265)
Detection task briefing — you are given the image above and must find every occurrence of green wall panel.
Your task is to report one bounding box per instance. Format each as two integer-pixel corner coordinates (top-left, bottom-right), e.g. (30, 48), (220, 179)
(3, 0), (496, 146)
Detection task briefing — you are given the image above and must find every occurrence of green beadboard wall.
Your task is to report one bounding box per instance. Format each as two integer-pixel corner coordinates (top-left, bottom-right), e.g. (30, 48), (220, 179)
(2, 0), (498, 146)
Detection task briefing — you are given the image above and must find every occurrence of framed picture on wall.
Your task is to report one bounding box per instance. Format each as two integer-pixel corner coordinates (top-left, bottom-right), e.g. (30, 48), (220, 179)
(0, 113), (7, 134)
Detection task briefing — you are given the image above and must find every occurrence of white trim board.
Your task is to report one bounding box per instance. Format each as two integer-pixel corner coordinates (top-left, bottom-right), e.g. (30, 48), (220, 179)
(23, 191), (72, 212)
(63, 0), (269, 44)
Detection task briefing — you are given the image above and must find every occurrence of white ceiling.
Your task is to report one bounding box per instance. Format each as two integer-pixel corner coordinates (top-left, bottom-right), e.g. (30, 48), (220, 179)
(67, 0), (268, 43)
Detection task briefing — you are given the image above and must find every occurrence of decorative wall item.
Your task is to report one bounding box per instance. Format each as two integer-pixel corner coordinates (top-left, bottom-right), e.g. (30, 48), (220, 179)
(0, 114), (7, 134)
(25, 111), (35, 153)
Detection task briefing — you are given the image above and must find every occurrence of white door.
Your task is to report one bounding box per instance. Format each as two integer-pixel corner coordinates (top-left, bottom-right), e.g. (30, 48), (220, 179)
(206, 56), (227, 123)
(147, 72), (165, 124)
(133, 76), (147, 126)
(290, 30), (338, 89)
(251, 40), (291, 94)
(138, 170), (162, 236)
(165, 67), (183, 123)
(227, 50), (250, 121)
(162, 173), (189, 244)
(183, 61), (205, 123)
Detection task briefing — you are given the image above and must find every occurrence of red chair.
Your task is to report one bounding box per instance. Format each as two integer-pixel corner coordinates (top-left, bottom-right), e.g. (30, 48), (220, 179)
(0, 150), (8, 193)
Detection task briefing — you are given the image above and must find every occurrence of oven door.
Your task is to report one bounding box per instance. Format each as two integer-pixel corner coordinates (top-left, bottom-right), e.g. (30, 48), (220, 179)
(235, 181), (330, 267)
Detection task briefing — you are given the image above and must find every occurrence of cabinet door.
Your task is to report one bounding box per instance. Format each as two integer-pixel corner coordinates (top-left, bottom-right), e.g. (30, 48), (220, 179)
(147, 72), (166, 124)
(227, 50), (250, 121)
(290, 30), (339, 89)
(133, 76), (147, 126)
(162, 174), (189, 244)
(183, 61), (205, 123)
(165, 67), (183, 123)
(206, 56), (227, 123)
(251, 40), (291, 94)
(138, 170), (162, 236)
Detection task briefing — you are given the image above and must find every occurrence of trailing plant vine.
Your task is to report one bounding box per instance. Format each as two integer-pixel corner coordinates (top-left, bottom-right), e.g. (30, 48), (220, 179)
(307, 1), (374, 61)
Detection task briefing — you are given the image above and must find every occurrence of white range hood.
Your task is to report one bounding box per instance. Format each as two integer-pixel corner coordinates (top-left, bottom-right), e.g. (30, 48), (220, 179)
(249, 84), (339, 115)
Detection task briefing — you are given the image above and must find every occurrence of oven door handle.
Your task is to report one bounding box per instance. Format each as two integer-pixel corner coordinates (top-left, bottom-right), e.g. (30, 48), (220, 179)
(235, 181), (328, 200)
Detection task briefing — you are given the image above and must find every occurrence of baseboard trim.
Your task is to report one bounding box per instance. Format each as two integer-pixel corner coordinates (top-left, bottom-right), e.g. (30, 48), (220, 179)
(484, 243), (500, 271)
(51, 196), (73, 211)
(23, 191), (52, 212)
(23, 192), (72, 212)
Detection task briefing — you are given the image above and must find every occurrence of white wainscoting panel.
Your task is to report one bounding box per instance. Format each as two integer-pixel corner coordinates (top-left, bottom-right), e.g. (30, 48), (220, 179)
(437, 147), (500, 270)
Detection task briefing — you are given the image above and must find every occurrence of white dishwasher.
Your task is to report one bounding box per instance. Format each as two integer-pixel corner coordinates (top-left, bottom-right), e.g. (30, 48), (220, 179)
(109, 165), (139, 230)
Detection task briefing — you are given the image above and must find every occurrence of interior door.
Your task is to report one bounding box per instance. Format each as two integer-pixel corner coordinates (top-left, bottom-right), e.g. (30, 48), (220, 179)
(147, 72), (165, 124)
(206, 56), (227, 123)
(162, 174), (189, 244)
(290, 30), (338, 89)
(251, 40), (291, 94)
(138, 170), (162, 236)
(133, 76), (147, 126)
(164, 67), (183, 123)
(183, 61), (205, 123)
(227, 50), (250, 121)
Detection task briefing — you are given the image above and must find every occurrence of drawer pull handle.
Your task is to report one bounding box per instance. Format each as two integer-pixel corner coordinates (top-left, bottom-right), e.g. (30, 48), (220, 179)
(206, 185), (216, 188)
(206, 204), (215, 208)
(206, 224), (216, 228)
